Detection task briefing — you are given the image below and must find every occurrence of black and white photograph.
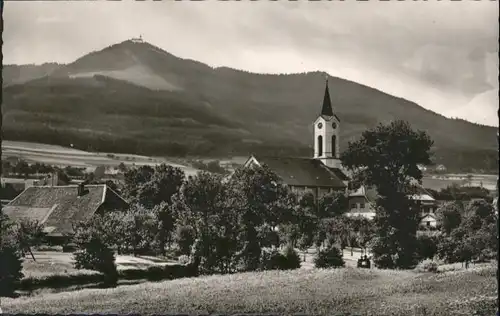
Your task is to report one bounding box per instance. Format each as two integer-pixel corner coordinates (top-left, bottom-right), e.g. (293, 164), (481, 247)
(0, 0), (498, 315)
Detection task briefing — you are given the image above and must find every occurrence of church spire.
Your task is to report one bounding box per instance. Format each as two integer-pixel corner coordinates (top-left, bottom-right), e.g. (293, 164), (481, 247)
(321, 76), (334, 117)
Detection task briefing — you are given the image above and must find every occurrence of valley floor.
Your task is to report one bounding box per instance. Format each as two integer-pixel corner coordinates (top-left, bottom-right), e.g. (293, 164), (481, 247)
(3, 263), (496, 315)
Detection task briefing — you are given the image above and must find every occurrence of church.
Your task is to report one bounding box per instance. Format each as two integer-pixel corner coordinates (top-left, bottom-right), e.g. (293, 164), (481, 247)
(243, 79), (350, 202)
(243, 79), (439, 226)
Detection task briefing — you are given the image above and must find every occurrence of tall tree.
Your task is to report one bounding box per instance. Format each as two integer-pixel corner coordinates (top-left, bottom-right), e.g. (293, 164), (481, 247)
(172, 171), (239, 274)
(318, 191), (349, 218)
(341, 120), (433, 269)
(436, 202), (463, 235)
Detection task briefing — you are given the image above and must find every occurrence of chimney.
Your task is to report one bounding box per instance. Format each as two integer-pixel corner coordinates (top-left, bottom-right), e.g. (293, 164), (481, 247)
(77, 183), (85, 196)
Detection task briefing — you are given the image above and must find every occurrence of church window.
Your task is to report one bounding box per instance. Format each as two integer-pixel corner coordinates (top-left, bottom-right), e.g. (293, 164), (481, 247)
(318, 135), (323, 156)
(332, 135), (337, 157)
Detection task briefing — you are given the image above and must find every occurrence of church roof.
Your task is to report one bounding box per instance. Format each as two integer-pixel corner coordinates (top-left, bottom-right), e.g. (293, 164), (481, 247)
(249, 156), (346, 188)
(321, 79), (334, 117)
(319, 78), (340, 122)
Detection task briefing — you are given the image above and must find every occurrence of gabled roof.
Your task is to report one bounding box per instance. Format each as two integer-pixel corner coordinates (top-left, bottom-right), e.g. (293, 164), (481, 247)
(348, 186), (379, 211)
(349, 185), (435, 203)
(247, 155), (346, 188)
(421, 213), (437, 221)
(3, 185), (128, 236)
(319, 78), (340, 122)
(321, 79), (334, 117)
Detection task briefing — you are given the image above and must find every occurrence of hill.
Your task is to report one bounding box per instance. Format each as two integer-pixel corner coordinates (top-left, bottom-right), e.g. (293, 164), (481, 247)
(2, 40), (498, 172)
(3, 63), (63, 86)
(2, 265), (496, 315)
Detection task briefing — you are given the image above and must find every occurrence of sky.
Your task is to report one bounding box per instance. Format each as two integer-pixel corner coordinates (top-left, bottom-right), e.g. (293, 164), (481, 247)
(4, 1), (499, 127)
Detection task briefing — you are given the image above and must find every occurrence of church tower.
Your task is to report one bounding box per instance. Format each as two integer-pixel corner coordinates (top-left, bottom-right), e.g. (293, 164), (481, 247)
(313, 77), (342, 169)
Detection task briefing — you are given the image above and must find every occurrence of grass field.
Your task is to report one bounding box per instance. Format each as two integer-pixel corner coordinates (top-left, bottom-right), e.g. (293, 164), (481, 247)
(22, 251), (179, 279)
(2, 140), (199, 176)
(3, 263), (496, 315)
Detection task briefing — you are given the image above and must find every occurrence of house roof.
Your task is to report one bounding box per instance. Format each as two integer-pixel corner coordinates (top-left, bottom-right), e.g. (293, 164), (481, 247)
(319, 78), (341, 122)
(349, 186), (379, 202)
(3, 185), (128, 236)
(349, 185), (435, 203)
(248, 156), (346, 188)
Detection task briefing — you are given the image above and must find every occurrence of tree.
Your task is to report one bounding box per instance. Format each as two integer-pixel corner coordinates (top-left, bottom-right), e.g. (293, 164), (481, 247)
(123, 204), (159, 256)
(356, 217), (375, 255)
(314, 246), (345, 268)
(318, 191), (348, 218)
(118, 162), (127, 173)
(153, 201), (176, 255)
(14, 219), (45, 261)
(174, 225), (196, 256)
(436, 202), (463, 235)
(0, 214), (24, 297)
(437, 200), (498, 265)
(341, 120), (433, 269)
(416, 234), (438, 260)
(172, 171), (239, 274)
(123, 164), (185, 209)
(229, 166), (295, 271)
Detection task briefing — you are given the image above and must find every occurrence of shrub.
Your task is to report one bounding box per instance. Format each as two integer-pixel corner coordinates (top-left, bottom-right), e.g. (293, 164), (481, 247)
(259, 247), (301, 271)
(73, 237), (118, 287)
(178, 255), (190, 265)
(314, 246), (345, 268)
(282, 246), (301, 270)
(0, 245), (24, 297)
(416, 234), (438, 260)
(415, 259), (439, 273)
(259, 249), (286, 271)
(174, 225), (196, 256)
(119, 264), (193, 281)
(0, 215), (24, 297)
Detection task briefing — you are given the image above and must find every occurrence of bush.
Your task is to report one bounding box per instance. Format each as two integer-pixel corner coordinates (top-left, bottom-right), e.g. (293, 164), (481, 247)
(119, 264), (193, 281)
(178, 255), (190, 265)
(282, 246), (301, 270)
(259, 247), (301, 271)
(416, 234), (438, 260)
(314, 246), (345, 269)
(174, 225), (196, 256)
(415, 259), (439, 273)
(259, 249), (286, 271)
(73, 237), (118, 287)
(0, 245), (24, 297)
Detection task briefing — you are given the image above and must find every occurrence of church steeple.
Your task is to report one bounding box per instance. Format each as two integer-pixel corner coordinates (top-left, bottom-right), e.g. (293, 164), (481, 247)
(313, 75), (342, 169)
(321, 77), (334, 117)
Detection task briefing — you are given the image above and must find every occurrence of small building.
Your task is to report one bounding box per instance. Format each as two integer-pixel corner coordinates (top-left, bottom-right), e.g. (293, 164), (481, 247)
(346, 185), (440, 227)
(435, 164), (447, 172)
(346, 186), (378, 220)
(3, 184), (129, 244)
(420, 213), (438, 229)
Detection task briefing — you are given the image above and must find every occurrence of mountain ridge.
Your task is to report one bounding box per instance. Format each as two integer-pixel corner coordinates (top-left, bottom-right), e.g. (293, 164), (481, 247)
(2, 40), (498, 172)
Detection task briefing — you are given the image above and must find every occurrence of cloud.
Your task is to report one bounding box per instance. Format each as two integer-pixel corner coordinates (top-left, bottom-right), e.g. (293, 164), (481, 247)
(3, 0), (498, 126)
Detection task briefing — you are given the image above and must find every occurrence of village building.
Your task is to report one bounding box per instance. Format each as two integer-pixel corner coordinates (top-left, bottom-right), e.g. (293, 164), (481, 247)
(3, 183), (129, 244)
(346, 185), (440, 228)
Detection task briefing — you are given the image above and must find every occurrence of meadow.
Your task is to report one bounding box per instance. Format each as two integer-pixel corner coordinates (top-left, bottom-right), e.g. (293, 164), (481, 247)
(2, 140), (199, 176)
(3, 263), (496, 316)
